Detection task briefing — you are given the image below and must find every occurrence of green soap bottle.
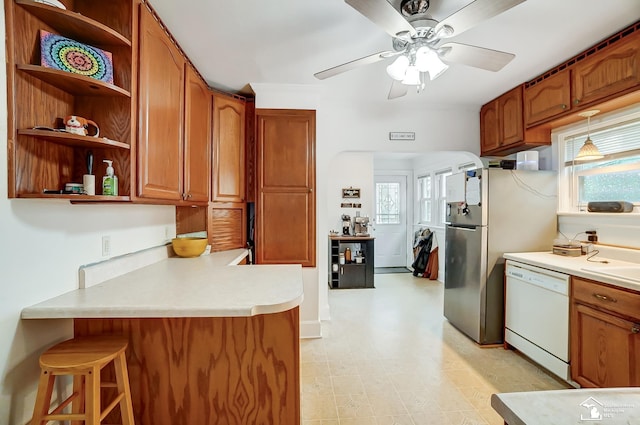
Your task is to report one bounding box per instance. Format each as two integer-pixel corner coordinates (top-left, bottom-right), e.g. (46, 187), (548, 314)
(102, 159), (118, 196)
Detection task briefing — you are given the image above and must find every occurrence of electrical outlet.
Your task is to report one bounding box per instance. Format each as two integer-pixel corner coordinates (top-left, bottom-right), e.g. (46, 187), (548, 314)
(101, 235), (111, 257)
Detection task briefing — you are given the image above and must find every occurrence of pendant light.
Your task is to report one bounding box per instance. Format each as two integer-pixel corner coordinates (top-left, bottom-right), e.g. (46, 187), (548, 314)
(575, 110), (604, 161)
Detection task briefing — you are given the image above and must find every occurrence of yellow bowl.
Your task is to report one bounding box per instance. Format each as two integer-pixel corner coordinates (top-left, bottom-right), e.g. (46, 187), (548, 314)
(171, 237), (208, 258)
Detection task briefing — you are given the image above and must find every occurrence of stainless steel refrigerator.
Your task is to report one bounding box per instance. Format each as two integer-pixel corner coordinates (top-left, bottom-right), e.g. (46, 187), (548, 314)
(444, 168), (557, 344)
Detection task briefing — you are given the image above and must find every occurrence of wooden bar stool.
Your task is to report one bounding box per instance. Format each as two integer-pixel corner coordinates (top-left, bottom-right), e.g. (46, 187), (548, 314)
(30, 336), (135, 425)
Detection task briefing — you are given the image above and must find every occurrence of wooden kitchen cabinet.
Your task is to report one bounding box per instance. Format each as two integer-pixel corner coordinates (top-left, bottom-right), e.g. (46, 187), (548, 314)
(5, 0), (134, 200)
(212, 93), (245, 203)
(183, 65), (211, 203)
(480, 86), (550, 156)
(572, 32), (640, 109)
(256, 109), (316, 267)
(570, 276), (640, 388)
(208, 202), (247, 252)
(524, 70), (571, 127)
(137, 3), (185, 201)
(480, 99), (500, 153)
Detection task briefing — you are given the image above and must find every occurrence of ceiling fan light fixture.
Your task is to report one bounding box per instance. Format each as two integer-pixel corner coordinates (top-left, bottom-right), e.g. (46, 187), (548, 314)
(401, 65), (421, 86)
(386, 55), (410, 81)
(415, 46), (449, 80)
(400, 0), (430, 17)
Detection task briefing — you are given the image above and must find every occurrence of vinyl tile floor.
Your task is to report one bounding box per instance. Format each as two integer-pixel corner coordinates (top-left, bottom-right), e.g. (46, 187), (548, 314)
(300, 273), (570, 425)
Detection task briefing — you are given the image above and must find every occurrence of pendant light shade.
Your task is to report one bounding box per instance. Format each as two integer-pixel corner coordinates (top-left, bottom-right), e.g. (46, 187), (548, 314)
(575, 110), (604, 161)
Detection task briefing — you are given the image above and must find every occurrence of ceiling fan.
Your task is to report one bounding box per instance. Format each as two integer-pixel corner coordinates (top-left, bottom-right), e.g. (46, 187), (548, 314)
(314, 0), (525, 99)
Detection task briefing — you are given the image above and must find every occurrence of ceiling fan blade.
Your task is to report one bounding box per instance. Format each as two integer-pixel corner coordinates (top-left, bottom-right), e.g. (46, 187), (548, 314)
(439, 42), (515, 72)
(314, 50), (398, 80)
(388, 80), (408, 100)
(345, 0), (417, 39)
(435, 0), (526, 38)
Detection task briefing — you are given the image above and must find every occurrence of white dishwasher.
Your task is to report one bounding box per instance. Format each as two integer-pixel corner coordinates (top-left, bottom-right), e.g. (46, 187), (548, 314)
(505, 260), (571, 382)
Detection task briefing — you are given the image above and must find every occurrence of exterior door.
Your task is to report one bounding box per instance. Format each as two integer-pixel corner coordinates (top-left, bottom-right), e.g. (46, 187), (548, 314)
(374, 175), (407, 268)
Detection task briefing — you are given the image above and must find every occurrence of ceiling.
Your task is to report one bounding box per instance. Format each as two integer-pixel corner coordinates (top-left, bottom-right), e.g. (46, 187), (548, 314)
(147, 0), (640, 107)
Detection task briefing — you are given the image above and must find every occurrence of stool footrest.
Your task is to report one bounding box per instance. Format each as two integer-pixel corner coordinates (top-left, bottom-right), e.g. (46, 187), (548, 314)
(48, 390), (80, 415)
(101, 392), (125, 421)
(45, 413), (85, 421)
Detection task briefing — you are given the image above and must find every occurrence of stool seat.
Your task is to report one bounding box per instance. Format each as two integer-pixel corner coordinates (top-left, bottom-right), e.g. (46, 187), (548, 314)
(40, 337), (127, 370)
(30, 336), (135, 425)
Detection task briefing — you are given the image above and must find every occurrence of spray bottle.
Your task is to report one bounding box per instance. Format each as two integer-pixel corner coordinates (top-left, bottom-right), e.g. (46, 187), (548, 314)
(102, 159), (118, 196)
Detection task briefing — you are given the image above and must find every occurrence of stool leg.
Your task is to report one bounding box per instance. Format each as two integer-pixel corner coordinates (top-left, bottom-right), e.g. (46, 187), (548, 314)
(85, 367), (101, 425)
(114, 352), (135, 425)
(30, 370), (54, 425)
(71, 374), (85, 425)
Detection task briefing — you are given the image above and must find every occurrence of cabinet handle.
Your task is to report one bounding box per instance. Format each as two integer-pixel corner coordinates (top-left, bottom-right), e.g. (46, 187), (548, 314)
(187, 193), (192, 199)
(309, 188), (313, 193)
(560, 104), (567, 109)
(574, 99), (581, 105)
(341, 266), (344, 275)
(593, 293), (617, 303)
(632, 326), (640, 334)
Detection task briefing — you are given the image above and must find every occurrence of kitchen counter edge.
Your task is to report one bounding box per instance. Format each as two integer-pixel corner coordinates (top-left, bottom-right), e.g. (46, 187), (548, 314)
(21, 249), (304, 319)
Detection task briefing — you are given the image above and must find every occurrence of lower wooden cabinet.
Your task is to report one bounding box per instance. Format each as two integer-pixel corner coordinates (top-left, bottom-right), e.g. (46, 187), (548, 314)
(208, 202), (246, 252)
(570, 277), (640, 387)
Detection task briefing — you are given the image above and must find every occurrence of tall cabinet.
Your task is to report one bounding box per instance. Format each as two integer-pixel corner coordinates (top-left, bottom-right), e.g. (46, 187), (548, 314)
(6, 0), (134, 200)
(256, 109), (316, 267)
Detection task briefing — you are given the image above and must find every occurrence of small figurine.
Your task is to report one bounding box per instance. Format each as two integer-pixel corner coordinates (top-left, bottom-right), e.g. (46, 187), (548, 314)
(64, 115), (99, 137)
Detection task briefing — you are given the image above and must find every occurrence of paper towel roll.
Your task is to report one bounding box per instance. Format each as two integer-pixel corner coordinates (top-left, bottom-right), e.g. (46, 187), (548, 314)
(83, 174), (95, 195)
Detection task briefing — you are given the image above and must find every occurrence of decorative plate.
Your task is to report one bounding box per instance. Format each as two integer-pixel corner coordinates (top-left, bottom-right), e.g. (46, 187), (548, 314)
(40, 30), (114, 84)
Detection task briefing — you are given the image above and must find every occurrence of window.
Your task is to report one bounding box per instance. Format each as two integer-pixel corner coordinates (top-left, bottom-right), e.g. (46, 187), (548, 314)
(417, 175), (431, 223)
(558, 107), (640, 212)
(435, 168), (452, 225)
(376, 182), (400, 224)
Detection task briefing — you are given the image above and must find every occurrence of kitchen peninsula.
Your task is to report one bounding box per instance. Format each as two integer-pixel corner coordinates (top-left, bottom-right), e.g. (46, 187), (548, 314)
(22, 248), (304, 425)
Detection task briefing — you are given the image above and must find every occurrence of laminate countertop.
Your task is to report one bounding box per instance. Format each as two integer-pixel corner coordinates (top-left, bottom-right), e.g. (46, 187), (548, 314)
(491, 388), (640, 424)
(21, 248), (304, 319)
(503, 246), (640, 292)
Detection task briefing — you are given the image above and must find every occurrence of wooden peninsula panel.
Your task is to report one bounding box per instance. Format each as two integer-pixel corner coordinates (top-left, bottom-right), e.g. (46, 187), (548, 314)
(74, 307), (300, 425)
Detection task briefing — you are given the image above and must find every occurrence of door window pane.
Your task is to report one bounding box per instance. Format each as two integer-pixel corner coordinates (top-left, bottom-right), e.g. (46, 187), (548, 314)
(376, 182), (400, 224)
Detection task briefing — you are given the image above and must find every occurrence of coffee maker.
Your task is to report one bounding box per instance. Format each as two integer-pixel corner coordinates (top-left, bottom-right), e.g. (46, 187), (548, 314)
(354, 216), (370, 236)
(341, 214), (351, 236)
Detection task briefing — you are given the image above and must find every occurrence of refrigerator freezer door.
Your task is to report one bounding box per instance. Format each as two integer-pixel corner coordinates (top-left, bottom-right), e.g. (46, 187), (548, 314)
(444, 225), (488, 343)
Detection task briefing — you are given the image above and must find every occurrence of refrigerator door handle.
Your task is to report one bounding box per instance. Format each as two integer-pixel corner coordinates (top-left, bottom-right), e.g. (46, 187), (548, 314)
(450, 226), (477, 232)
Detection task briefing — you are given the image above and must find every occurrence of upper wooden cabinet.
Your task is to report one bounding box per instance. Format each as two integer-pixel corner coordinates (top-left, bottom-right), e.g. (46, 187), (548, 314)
(483, 23), (640, 155)
(570, 277), (640, 388)
(524, 70), (571, 126)
(572, 33), (640, 108)
(137, 4), (185, 201)
(480, 100), (500, 153)
(480, 86), (549, 156)
(212, 94), (245, 203)
(256, 109), (316, 267)
(6, 0), (133, 201)
(183, 66), (211, 203)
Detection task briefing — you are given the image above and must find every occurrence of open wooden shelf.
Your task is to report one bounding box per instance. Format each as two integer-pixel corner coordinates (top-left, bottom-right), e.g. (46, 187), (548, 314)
(15, 0), (131, 47)
(18, 129), (130, 149)
(17, 193), (131, 202)
(17, 64), (131, 97)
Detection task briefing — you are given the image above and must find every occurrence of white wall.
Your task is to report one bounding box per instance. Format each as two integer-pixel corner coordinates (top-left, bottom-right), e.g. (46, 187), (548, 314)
(0, 5), (176, 423)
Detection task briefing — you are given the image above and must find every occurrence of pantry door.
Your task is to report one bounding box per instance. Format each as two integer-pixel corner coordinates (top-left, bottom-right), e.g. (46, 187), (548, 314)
(374, 175), (407, 268)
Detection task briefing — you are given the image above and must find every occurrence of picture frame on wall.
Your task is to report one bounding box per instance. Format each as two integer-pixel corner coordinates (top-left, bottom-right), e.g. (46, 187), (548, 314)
(342, 187), (360, 199)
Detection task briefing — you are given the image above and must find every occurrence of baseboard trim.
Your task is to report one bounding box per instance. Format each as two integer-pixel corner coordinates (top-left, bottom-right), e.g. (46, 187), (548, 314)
(300, 320), (322, 339)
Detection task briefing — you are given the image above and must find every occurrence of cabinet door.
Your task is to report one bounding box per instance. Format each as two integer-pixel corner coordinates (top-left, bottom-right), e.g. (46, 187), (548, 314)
(256, 109), (315, 267)
(499, 86), (524, 146)
(480, 100), (500, 154)
(524, 70), (571, 126)
(212, 94), (245, 203)
(184, 65), (211, 203)
(571, 302), (640, 387)
(138, 5), (185, 200)
(207, 202), (247, 252)
(573, 34), (640, 107)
